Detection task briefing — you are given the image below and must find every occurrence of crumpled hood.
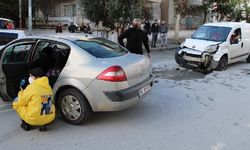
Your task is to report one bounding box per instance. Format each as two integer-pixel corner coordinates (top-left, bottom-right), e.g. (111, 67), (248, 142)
(183, 38), (221, 52)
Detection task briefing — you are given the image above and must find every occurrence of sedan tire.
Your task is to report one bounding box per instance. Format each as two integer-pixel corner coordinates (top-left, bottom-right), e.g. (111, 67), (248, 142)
(246, 54), (250, 63)
(58, 88), (92, 125)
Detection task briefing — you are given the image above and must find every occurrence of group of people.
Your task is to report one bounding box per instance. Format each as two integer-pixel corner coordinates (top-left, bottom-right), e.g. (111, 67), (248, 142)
(144, 19), (168, 48)
(55, 22), (91, 33)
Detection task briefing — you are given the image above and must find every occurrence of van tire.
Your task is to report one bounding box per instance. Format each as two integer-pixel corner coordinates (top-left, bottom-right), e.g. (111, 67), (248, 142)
(58, 88), (92, 125)
(246, 54), (250, 63)
(216, 55), (228, 71)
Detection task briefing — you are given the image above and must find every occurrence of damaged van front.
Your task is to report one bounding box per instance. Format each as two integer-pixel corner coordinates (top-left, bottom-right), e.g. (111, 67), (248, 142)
(175, 22), (250, 72)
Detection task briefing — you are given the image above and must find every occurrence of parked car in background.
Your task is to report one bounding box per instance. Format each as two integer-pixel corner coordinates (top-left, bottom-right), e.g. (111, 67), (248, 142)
(0, 18), (15, 29)
(175, 22), (250, 72)
(0, 35), (154, 125)
(0, 29), (25, 50)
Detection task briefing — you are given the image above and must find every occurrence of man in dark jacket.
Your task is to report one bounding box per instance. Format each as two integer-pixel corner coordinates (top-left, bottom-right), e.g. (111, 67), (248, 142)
(118, 18), (150, 58)
(151, 19), (159, 47)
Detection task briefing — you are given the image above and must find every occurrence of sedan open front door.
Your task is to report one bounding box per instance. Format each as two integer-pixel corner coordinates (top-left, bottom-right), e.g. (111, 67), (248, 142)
(0, 40), (35, 101)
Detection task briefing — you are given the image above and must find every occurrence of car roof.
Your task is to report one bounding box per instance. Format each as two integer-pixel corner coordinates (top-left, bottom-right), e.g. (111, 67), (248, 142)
(203, 22), (250, 28)
(0, 18), (13, 22)
(19, 33), (101, 42)
(0, 29), (25, 34)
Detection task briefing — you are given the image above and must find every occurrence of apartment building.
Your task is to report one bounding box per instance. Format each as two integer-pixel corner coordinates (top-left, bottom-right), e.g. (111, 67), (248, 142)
(35, 0), (162, 27)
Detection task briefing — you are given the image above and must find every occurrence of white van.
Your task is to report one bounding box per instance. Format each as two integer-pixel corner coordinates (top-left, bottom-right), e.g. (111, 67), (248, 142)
(175, 22), (250, 71)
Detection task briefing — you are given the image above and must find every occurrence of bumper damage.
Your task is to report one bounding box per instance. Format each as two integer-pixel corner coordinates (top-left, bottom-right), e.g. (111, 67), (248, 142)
(175, 47), (218, 73)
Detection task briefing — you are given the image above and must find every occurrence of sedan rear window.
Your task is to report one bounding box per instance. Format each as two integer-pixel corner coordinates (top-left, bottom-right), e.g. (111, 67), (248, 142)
(0, 32), (18, 46)
(73, 38), (128, 58)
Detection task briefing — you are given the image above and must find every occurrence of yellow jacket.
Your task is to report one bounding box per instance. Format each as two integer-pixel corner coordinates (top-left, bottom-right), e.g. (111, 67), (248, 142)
(13, 77), (55, 126)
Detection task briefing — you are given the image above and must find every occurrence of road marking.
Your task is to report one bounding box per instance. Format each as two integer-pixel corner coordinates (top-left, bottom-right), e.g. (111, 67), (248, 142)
(0, 103), (13, 113)
(0, 108), (13, 113)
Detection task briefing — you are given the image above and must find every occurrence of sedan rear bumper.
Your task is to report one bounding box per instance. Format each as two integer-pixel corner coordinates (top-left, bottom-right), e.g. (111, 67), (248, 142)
(104, 75), (154, 102)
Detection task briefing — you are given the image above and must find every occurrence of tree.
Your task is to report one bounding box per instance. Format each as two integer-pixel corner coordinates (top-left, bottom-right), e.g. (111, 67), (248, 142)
(34, 0), (62, 25)
(34, 0), (54, 25)
(243, 0), (250, 22)
(80, 0), (143, 29)
(203, 0), (242, 22)
(173, 0), (189, 43)
(0, 0), (29, 28)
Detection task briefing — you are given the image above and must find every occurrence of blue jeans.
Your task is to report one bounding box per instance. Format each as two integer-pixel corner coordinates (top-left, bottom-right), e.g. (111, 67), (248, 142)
(151, 32), (158, 47)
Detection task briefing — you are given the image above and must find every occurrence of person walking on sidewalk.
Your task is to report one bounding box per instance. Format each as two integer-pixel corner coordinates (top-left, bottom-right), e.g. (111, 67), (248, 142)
(144, 19), (151, 35)
(13, 68), (55, 132)
(159, 20), (168, 47)
(118, 18), (150, 58)
(151, 19), (159, 47)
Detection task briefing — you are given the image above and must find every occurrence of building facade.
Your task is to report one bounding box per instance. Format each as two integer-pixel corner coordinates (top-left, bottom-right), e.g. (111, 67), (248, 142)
(161, 0), (204, 29)
(34, 0), (162, 28)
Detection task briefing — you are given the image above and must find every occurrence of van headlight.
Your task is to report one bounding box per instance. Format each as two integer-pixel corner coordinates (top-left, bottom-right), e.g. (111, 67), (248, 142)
(205, 45), (219, 53)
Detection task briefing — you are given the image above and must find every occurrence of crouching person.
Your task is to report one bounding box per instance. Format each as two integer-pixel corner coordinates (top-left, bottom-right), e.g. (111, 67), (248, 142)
(13, 68), (55, 132)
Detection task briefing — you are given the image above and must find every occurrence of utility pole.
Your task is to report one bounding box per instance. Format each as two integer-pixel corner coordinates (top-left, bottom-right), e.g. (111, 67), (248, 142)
(19, 0), (22, 28)
(28, 0), (32, 35)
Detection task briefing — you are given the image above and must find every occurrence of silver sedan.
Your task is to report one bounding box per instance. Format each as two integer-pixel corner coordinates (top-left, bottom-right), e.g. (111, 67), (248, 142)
(0, 35), (154, 124)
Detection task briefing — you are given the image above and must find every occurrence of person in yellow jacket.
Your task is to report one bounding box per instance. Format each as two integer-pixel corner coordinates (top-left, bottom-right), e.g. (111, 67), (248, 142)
(13, 67), (55, 131)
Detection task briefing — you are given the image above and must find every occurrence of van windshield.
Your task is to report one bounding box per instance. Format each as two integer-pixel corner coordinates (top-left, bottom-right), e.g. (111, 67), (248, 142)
(191, 26), (231, 42)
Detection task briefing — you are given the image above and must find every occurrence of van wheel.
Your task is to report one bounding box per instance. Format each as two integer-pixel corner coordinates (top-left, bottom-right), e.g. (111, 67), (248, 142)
(58, 88), (92, 125)
(246, 54), (250, 63)
(216, 55), (228, 71)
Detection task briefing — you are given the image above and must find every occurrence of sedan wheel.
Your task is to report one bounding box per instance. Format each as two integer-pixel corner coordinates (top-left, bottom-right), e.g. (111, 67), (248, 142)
(58, 88), (91, 125)
(61, 95), (82, 121)
(246, 54), (250, 63)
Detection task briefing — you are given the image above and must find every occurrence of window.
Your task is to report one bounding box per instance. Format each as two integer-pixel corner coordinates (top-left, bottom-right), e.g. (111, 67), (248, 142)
(61, 3), (77, 17)
(192, 26), (231, 42)
(230, 28), (241, 45)
(62, 4), (70, 16)
(73, 38), (128, 58)
(2, 43), (33, 63)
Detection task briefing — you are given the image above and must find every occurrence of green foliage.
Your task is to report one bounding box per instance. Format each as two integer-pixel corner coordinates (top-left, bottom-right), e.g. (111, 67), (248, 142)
(80, 0), (143, 29)
(0, 0), (29, 27)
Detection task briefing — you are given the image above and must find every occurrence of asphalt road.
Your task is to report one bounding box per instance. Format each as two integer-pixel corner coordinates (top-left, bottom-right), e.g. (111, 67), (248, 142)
(1, 49), (250, 150)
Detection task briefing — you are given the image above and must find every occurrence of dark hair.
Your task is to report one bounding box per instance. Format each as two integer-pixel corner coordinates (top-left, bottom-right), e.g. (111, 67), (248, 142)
(30, 67), (45, 78)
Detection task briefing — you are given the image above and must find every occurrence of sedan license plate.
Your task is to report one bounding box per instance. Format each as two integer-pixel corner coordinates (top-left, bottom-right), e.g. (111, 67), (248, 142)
(139, 84), (151, 97)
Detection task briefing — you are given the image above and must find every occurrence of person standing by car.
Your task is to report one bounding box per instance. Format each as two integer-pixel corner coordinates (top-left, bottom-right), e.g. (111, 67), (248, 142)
(13, 67), (55, 132)
(159, 20), (168, 47)
(144, 19), (151, 36)
(68, 22), (77, 33)
(151, 19), (159, 47)
(118, 18), (150, 58)
(55, 23), (63, 33)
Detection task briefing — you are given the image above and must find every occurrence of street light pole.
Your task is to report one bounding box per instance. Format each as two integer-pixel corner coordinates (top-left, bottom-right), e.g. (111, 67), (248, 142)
(28, 0), (32, 35)
(19, 0), (22, 28)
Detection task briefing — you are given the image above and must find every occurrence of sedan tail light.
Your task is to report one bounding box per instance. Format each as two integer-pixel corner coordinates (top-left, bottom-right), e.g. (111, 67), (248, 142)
(96, 66), (127, 82)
